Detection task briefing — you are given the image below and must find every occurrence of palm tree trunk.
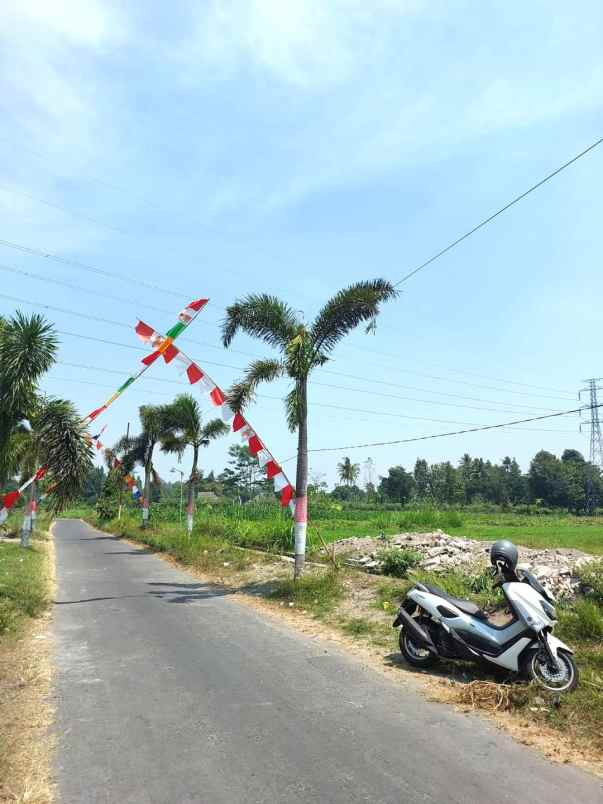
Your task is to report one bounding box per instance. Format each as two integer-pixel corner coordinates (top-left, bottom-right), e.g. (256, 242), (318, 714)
(142, 460), (151, 528)
(187, 446), (198, 535)
(294, 379), (308, 580)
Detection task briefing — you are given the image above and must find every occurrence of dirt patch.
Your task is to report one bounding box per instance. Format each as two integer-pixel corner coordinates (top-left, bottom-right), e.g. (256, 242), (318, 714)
(0, 534), (55, 803)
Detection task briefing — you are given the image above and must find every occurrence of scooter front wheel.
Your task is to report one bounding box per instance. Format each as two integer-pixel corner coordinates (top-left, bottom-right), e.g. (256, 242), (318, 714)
(399, 618), (438, 669)
(527, 649), (578, 693)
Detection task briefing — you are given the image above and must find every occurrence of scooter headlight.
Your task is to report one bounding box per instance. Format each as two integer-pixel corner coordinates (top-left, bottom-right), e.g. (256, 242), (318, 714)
(540, 599), (557, 620)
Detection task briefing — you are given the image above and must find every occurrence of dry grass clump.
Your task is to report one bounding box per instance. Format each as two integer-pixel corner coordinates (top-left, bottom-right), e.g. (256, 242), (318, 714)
(0, 537), (55, 804)
(451, 679), (530, 712)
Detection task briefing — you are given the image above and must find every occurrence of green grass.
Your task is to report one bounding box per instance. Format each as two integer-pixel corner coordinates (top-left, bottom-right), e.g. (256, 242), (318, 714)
(268, 572), (343, 617)
(65, 502), (603, 555)
(0, 543), (49, 635)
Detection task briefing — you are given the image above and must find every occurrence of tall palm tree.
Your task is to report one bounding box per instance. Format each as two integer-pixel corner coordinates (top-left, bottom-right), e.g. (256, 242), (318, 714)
(0, 312), (57, 483)
(113, 404), (173, 528)
(337, 457), (360, 487)
(222, 280), (397, 578)
(160, 394), (228, 533)
(8, 397), (93, 542)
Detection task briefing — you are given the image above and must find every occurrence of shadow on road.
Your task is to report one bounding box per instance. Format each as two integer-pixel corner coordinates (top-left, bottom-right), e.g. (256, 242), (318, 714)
(54, 594), (148, 605)
(147, 581), (234, 604)
(104, 549), (155, 555)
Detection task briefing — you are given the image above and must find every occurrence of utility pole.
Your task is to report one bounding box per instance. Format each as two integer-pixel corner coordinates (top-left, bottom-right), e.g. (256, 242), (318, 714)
(579, 379), (603, 513)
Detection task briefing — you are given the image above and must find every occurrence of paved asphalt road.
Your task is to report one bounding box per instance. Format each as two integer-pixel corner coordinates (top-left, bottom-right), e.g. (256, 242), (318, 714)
(53, 519), (602, 803)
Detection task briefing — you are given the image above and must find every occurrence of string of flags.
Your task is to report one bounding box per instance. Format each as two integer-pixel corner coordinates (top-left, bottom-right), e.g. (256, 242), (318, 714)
(135, 321), (296, 511)
(1, 296), (294, 522)
(0, 300), (207, 524)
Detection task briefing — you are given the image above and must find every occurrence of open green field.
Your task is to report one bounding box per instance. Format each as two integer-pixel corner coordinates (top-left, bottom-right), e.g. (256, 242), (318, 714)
(65, 501), (603, 555)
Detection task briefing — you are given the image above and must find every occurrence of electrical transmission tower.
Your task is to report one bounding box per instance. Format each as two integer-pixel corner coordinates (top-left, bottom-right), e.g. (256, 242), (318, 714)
(579, 378), (603, 512)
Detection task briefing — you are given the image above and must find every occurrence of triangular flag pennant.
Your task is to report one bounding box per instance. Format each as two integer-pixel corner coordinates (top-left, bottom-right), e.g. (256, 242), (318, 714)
(142, 350), (161, 366)
(272, 472), (288, 492)
(186, 363), (203, 384)
(280, 485), (294, 507)
(257, 449), (271, 468)
(221, 404), (235, 423)
(2, 490), (21, 510)
(248, 434), (262, 455)
(135, 320), (155, 341)
(232, 412), (246, 432)
(210, 387), (225, 407)
(265, 460), (281, 479)
(162, 344), (179, 364)
(87, 405), (106, 422)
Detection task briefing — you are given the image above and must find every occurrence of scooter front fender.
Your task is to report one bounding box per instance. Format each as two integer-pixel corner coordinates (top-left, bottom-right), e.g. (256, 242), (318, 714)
(546, 633), (573, 659)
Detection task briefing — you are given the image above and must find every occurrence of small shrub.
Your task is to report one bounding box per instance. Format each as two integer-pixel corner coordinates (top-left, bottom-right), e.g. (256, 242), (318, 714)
(96, 497), (118, 521)
(557, 599), (603, 642)
(378, 548), (422, 578)
(577, 559), (603, 604)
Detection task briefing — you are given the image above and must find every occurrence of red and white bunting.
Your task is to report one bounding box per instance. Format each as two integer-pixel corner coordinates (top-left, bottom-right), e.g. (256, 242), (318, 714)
(178, 298), (208, 323)
(131, 322), (296, 512)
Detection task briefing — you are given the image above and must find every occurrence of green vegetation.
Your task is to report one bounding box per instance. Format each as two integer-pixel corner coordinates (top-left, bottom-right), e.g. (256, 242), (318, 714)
(68, 499), (603, 556)
(577, 558), (603, 601)
(0, 542), (49, 635)
(377, 547), (421, 578)
(268, 572), (343, 616)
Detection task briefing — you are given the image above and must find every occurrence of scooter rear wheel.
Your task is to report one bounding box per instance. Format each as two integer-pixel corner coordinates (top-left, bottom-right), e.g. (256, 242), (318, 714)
(399, 617), (438, 668)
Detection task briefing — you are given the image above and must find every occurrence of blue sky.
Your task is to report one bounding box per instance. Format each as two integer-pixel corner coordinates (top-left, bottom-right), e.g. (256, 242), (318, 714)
(1, 1), (602, 489)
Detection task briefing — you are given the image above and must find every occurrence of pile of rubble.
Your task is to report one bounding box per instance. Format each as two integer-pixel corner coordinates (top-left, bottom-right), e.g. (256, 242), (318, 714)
(336, 530), (597, 598)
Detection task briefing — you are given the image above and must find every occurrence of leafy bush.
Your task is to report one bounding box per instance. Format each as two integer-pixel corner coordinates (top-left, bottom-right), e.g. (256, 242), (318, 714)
(95, 496), (119, 521)
(378, 548), (422, 578)
(577, 559), (603, 603)
(557, 599), (603, 642)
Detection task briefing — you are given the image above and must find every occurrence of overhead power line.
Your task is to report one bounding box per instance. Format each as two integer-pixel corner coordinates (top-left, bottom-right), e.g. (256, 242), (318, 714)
(53, 358), (560, 419)
(0, 282), (573, 408)
(0, 182), (131, 236)
(393, 137), (603, 286)
(0, 236), (579, 398)
(295, 404), (596, 454)
(0, 238), (188, 299)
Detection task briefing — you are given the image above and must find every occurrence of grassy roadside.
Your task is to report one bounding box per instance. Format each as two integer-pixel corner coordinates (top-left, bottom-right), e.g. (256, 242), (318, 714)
(66, 502), (603, 554)
(0, 528), (55, 803)
(79, 510), (603, 770)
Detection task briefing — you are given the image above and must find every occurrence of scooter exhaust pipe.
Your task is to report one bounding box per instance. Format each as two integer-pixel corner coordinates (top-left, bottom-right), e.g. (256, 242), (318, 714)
(393, 608), (438, 654)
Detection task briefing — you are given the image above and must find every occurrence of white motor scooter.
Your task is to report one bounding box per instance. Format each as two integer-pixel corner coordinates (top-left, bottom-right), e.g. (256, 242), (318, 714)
(393, 540), (578, 693)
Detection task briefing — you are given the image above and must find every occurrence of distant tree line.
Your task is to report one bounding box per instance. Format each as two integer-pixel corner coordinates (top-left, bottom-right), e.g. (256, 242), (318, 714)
(330, 450), (603, 513)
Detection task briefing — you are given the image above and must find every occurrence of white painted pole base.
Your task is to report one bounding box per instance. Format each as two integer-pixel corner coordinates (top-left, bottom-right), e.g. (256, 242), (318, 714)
(293, 520), (307, 579)
(142, 503), (149, 527)
(186, 513), (193, 535)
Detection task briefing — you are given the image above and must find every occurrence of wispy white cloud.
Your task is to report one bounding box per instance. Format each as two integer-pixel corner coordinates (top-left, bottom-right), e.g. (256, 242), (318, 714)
(181, 0), (422, 89)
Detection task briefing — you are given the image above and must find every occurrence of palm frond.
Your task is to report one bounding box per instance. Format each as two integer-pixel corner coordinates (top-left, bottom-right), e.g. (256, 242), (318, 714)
(225, 358), (285, 412)
(285, 386), (304, 433)
(222, 294), (300, 349)
(160, 432), (188, 459)
(311, 279), (398, 355)
(200, 418), (229, 445)
(35, 398), (93, 512)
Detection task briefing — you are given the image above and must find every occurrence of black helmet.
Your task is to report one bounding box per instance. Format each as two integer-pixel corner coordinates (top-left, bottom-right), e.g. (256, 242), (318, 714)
(490, 540), (518, 572)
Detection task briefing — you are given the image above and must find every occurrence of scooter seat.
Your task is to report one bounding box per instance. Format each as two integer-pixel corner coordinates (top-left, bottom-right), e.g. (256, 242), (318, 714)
(424, 584), (488, 620)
